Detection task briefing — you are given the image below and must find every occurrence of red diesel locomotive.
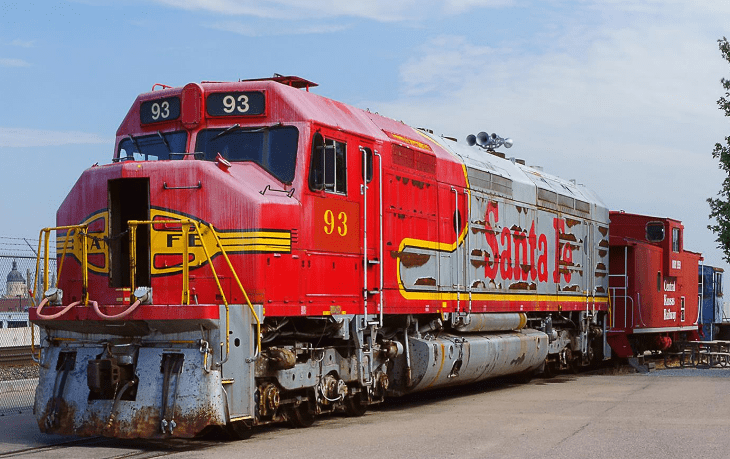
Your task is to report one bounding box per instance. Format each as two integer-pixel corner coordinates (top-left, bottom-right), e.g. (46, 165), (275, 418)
(29, 75), (694, 440)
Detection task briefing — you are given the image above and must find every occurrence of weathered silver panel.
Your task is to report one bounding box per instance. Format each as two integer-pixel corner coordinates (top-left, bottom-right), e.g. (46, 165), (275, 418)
(390, 329), (548, 394)
(222, 304), (260, 421)
(396, 134), (610, 300)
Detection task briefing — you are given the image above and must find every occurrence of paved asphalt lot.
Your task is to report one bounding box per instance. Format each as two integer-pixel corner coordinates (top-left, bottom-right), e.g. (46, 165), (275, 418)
(2, 367), (729, 458)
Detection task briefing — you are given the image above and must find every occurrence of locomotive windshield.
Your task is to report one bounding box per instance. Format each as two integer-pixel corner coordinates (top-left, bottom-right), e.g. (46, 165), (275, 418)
(195, 125), (298, 184)
(117, 131), (188, 161)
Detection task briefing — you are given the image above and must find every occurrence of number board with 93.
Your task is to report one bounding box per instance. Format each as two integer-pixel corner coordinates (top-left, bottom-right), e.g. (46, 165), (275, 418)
(207, 92), (265, 117)
(140, 97), (181, 124)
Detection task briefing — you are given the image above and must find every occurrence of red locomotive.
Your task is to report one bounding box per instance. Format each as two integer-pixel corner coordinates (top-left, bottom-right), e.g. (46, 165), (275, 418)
(607, 212), (701, 357)
(29, 75), (695, 440)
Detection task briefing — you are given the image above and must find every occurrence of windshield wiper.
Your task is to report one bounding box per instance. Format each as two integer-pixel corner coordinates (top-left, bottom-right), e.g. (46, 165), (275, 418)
(157, 131), (171, 153)
(127, 134), (141, 152)
(212, 124), (241, 140)
(113, 134), (142, 161)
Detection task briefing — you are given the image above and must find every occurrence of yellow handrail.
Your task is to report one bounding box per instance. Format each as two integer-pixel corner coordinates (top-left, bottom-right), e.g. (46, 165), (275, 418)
(34, 225), (89, 304)
(127, 219), (261, 362)
(31, 220), (261, 364)
(201, 221), (261, 357)
(32, 225), (90, 362)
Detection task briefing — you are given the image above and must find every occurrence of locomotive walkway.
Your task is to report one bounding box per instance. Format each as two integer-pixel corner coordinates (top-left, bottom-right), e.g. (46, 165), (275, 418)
(1, 368), (729, 458)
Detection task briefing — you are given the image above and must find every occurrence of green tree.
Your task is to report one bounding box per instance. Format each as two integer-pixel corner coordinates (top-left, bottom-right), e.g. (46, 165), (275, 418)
(708, 37), (730, 263)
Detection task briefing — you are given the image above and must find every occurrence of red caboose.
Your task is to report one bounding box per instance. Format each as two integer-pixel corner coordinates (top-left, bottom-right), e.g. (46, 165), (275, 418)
(607, 211), (700, 357)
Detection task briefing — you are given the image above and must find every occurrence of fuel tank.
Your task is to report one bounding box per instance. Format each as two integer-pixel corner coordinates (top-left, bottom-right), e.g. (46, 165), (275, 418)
(389, 329), (548, 395)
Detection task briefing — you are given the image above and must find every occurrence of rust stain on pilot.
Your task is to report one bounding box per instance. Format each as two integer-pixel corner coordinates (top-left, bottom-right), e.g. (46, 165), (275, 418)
(39, 396), (219, 439)
(391, 250), (431, 268)
(39, 398), (77, 437)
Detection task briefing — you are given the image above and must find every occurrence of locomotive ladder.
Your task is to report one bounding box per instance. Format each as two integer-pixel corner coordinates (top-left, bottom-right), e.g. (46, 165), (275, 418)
(361, 147), (383, 387)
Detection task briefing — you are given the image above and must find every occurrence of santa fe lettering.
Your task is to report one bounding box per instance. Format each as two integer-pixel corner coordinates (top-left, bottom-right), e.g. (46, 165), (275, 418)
(483, 202), (573, 283)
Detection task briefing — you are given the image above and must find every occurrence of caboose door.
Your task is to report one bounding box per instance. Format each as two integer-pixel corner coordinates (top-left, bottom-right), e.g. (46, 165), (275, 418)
(360, 143), (383, 317)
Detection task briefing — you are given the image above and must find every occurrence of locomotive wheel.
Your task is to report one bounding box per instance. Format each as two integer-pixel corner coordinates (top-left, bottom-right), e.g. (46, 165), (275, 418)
(343, 391), (367, 417)
(287, 400), (315, 428)
(542, 360), (557, 378)
(226, 420), (253, 440)
(509, 370), (534, 384)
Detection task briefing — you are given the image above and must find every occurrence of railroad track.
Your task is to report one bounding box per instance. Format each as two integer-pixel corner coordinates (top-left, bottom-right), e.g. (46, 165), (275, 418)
(0, 345), (35, 366)
(0, 435), (223, 459)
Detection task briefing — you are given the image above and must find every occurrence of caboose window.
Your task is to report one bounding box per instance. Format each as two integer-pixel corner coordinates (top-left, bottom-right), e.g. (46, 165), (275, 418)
(195, 125), (299, 184)
(309, 133), (346, 194)
(645, 222), (664, 242)
(672, 227), (681, 252)
(116, 131), (187, 161)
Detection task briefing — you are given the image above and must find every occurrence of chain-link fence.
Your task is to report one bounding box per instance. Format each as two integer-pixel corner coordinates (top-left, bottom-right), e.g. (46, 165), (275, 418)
(0, 238), (56, 415)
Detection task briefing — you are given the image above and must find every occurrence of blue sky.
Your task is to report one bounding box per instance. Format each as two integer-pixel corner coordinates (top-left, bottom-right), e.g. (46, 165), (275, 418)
(1, 0), (730, 272)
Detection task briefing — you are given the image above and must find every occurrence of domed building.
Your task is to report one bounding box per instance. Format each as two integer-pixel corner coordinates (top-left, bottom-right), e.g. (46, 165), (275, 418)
(5, 260), (28, 298)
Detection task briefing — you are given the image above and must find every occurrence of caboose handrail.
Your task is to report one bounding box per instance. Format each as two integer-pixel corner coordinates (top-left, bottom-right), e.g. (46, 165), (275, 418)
(608, 273), (633, 329)
(127, 219), (261, 364)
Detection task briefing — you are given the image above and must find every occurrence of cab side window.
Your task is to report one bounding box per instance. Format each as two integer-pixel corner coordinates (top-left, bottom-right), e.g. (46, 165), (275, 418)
(672, 227), (681, 252)
(309, 133), (347, 194)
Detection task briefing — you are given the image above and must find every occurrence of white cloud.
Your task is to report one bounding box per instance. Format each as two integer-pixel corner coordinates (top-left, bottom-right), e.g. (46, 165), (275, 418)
(0, 128), (107, 148)
(10, 39), (34, 48)
(364, 1), (730, 269)
(208, 20), (351, 37)
(0, 58), (30, 67)
(153, 0), (510, 22)
(153, 0), (403, 21)
(444, 0), (515, 14)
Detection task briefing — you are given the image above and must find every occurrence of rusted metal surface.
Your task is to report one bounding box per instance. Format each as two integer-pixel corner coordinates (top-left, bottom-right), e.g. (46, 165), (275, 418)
(35, 344), (226, 439)
(390, 251), (431, 268)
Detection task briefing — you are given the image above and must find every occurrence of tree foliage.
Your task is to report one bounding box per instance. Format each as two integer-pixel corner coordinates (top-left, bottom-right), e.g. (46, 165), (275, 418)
(708, 37), (730, 263)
